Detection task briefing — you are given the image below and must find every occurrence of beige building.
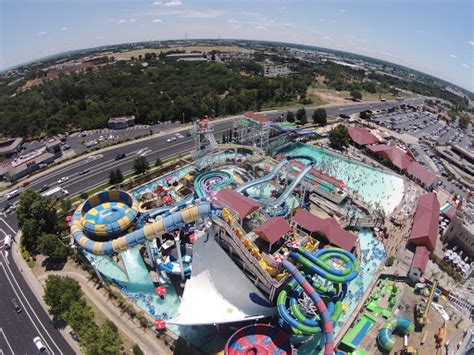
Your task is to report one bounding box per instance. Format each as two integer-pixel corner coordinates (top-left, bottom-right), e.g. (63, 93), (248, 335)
(444, 201), (474, 258)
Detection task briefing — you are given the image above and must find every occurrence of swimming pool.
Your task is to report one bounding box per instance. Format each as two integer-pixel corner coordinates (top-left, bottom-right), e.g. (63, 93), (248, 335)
(276, 143), (404, 214)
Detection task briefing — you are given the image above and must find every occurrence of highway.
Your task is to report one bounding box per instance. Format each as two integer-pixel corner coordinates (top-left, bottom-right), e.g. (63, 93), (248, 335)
(0, 98), (421, 353)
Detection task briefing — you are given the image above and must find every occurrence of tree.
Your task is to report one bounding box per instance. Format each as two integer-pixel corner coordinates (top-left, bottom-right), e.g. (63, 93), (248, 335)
(114, 169), (124, 183)
(133, 157), (149, 175)
(63, 300), (94, 337)
(312, 108), (327, 126)
(458, 115), (470, 130)
(38, 234), (69, 263)
(296, 108), (307, 125)
(43, 275), (83, 318)
(359, 110), (371, 120)
(16, 190), (58, 254)
(82, 321), (123, 355)
(132, 344), (144, 355)
(155, 158), (163, 168)
(328, 124), (350, 150)
(286, 111), (295, 123)
(108, 170), (117, 185)
(350, 90), (362, 101)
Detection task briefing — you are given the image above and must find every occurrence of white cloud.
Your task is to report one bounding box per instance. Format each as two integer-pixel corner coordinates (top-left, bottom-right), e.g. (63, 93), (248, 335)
(467, 40), (474, 46)
(256, 26), (267, 30)
(118, 19), (126, 24)
(232, 25), (241, 29)
(183, 10), (222, 18)
(449, 54), (457, 58)
(462, 63), (470, 68)
(152, 18), (162, 23)
(164, 1), (182, 6)
(130, 18), (136, 23)
(38, 31), (47, 36)
(339, 9), (347, 13)
(60, 27), (68, 31)
(153, 1), (162, 4)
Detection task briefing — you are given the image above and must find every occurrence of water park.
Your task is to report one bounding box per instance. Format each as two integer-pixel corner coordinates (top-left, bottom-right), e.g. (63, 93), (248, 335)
(68, 112), (466, 354)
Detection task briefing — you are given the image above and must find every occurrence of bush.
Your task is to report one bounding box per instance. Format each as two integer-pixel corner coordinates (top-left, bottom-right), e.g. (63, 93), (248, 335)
(132, 344), (144, 355)
(385, 256), (395, 266)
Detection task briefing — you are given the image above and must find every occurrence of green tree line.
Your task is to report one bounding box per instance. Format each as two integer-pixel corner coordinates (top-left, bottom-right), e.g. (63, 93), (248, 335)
(0, 60), (309, 138)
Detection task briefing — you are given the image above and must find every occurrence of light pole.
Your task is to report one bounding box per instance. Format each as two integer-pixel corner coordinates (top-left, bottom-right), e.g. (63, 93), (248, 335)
(174, 230), (185, 281)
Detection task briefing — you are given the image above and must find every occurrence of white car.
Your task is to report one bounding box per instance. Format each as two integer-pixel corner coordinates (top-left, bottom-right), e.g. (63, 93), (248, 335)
(166, 137), (177, 143)
(57, 176), (69, 184)
(33, 336), (46, 352)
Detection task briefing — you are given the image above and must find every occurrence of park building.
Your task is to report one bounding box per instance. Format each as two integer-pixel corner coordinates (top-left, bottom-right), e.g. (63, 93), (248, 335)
(108, 115), (135, 130)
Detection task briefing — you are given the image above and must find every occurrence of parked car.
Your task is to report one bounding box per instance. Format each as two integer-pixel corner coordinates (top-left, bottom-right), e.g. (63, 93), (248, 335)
(11, 298), (22, 313)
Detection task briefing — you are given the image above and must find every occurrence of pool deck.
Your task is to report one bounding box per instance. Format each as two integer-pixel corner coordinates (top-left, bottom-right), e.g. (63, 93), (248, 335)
(335, 268), (383, 347)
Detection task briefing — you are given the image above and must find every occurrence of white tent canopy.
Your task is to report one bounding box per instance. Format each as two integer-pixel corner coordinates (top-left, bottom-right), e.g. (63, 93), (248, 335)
(168, 225), (276, 325)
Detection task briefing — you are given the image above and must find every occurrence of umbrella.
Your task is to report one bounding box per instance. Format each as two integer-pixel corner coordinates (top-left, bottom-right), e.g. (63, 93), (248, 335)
(155, 286), (167, 297)
(273, 254), (285, 264)
(65, 215), (72, 221)
(166, 176), (172, 181)
(189, 233), (195, 243)
(163, 196), (172, 202)
(153, 319), (166, 330)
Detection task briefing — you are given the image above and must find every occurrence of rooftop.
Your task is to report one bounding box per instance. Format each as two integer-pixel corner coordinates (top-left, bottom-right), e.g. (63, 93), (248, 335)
(244, 111), (269, 124)
(214, 188), (260, 219)
(108, 115), (135, 123)
(410, 245), (430, 273)
(253, 217), (291, 245)
(292, 208), (357, 251)
(409, 192), (440, 252)
(348, 126), (379, 146)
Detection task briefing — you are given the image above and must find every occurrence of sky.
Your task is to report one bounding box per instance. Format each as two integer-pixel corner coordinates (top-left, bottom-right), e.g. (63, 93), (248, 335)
(1, 0), (473, 91)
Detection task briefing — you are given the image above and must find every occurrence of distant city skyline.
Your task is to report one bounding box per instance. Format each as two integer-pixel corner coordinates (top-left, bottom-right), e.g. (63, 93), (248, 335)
(1, 0), (473, 91)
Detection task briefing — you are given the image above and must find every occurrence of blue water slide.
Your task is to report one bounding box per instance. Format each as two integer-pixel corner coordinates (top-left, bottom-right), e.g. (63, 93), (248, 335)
(236, 159), (289, 193)
(266, 164), (313, 208)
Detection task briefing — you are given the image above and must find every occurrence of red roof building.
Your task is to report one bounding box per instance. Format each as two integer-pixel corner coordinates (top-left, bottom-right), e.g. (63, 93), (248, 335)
(253, 217), (291, 245)
(244, 111), (269, 124)
(406, 161), (437, 188)
(292, 209), (357, 251)
(368, 144), (437, 189)
(409, 193), (440, 252)
(214, 189), (260, 219)
(368, 144), (412, 170)
(348, 126), (380, 146)
(410, 246), (430, 273)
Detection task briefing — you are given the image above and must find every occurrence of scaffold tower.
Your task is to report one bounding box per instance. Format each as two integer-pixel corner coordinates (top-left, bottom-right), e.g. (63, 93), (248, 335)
(190, 117), (218, 169)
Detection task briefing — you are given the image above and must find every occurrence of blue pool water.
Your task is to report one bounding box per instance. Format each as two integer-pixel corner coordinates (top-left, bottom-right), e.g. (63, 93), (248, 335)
(276, 143), (404, 214)
(85, 202), (128, 225)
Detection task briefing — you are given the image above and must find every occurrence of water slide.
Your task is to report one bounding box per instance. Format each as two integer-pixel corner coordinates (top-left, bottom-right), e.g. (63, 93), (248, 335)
(377, 316), (414, 352)
(280, 259), (335, 355)
(341, 314), (376, 351)
(195, 170), (233, 198)
(266, 164), (313, 209)
(225, 324), (294, 355)
(236, 159), (289, 193)
(277, 247), (360, 355)
(72, 201), (216, 255)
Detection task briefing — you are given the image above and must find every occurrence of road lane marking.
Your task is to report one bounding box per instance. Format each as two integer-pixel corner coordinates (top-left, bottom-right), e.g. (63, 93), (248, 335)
(0, 258), (62, 355)
(0, 219), (16, 234)
(0, 328), (14, 355)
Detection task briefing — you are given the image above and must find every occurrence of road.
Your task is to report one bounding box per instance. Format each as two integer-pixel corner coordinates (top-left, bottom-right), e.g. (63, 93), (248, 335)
(0, 219), (74, 355)
(0, 98), (420, 353)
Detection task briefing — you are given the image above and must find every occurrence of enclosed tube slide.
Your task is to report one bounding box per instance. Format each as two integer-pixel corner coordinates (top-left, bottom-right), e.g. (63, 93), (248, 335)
(71, 199), (215, 255)
(377, 316), (414, 352)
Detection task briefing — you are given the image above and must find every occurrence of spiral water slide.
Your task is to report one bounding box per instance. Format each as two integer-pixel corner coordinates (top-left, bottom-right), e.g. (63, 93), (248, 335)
(278, 247), (360, 355)
(71, 192), (216, 255)
(195, 170), (233, 199)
